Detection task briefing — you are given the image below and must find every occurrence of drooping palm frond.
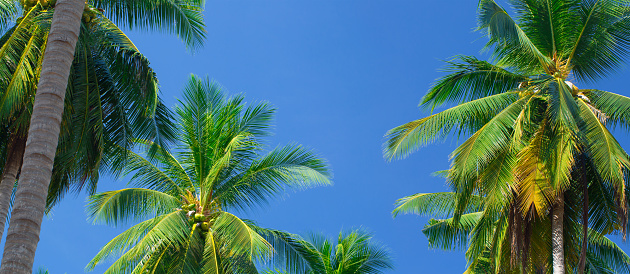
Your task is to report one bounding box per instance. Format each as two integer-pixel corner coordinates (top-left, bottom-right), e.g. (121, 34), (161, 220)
(421, 55), (527, 108)
(0, 0), (17, 32)
(384, 91), (520, 160)
(422, 212), (483, 251)
(392, 192), (483, 218)
(92, 0), (206, 49)
(87, 188), (180, 226)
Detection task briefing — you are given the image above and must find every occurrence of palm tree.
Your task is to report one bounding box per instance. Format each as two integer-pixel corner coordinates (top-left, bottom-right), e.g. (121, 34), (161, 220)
(0, 0), (205, 271)
(262, 229), (393, 274)
(0, 0), (177, 246)
(384, 1), (630, 273)
(86, 75), (332, 273)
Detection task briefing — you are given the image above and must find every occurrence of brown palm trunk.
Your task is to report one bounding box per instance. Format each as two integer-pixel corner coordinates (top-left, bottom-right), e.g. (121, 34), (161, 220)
(552, 194), (565, 274)
(0, 0), (84, 272)
(0, 136), (26, 242)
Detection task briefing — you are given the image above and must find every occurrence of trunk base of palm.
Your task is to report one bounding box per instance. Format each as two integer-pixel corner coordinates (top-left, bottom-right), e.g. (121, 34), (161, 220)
(0, 136), (26, 242)
(0, 0), (83, 272)
(552, 194), (565, 274)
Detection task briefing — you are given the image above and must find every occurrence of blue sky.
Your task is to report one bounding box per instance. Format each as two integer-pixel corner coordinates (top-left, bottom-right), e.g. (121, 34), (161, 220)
(25, 0), (630, 273)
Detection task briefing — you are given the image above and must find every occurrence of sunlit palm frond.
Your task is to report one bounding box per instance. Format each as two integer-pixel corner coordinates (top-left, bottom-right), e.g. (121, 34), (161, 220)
(392, 192), (483, 218)
(92, 0), (206, 49)
(384, 91), (519, 160)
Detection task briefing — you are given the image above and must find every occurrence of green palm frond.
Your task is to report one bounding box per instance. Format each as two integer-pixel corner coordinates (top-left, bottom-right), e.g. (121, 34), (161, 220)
(588, 229), (630, 273)
(477, 0), (553, 72)
(87, 188), (180, 226)
(422, 55), (527, 108)
(582, 89), (630, 130)
(92, 0), (206, 49)
(0, 0), (17, 32)
(392, 192), (483, 218)
(116, 148), (186, 196)
(212, 212), (271, 260)
(567, 0), (630, 81)
(217, 144), (331, 210)
(423, 212), (483, 251)
(384, 91), (519, 160)
(252, 228), (323, 274)
(578, 99), (629, 203)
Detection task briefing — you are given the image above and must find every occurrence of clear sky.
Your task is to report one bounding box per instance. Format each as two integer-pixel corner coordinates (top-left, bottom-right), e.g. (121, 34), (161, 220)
(22, 0), (630, 273)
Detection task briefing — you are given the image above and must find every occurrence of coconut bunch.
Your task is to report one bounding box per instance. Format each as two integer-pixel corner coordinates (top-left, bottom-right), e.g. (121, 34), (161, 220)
(180, 190), (222, 237)
(82, 2), (103, 23)
(21, 0), (55, 10)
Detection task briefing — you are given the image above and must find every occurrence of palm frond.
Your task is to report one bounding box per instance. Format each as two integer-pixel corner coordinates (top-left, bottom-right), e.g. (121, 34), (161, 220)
(385, 92), (519, 160)
(422, 212), (483, 251)
(392, 192), (483, 218)
(421, 55), (527, 108)
(87, 188), (180, 226)
(92, 0), (206, 49)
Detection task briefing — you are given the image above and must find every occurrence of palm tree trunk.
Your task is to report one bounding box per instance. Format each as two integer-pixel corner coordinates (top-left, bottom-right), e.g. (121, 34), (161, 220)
(0, 136), (26, 242)
(552, 193), (565, 274)
(0, 0), (84, 272)
(578, 172), (588, 274)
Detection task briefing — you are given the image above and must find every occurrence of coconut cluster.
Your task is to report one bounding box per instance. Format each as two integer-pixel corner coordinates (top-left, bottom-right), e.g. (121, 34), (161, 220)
(82, 3), (99, 23)
(183, 203), (211, 234)
(21, 0), (56, 10)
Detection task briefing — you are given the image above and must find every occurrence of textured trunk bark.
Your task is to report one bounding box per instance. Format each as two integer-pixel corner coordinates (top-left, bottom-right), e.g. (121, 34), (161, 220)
(578, 173), (588, 274)
(0, 136), (26, 242)
(552, 194), (565, 274)
(0, 0), (83, 272)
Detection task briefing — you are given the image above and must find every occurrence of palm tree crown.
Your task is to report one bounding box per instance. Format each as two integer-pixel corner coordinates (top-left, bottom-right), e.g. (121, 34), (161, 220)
(264, 229), (394, 274)
(385, 0), (630, 272)
(86, 75), (332, 273)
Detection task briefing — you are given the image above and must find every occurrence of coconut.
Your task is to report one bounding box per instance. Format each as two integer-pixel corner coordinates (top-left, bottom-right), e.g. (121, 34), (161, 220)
(194, 213), (205, 222)
(39, 0), (48, 7)
(200, 222), (209, 231)
(82, 13), (89, 23)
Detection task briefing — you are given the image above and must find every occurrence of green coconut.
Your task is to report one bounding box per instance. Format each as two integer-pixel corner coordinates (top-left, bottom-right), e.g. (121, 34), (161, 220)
(194, 213), (205, 222)
(200, 222), (209, 231)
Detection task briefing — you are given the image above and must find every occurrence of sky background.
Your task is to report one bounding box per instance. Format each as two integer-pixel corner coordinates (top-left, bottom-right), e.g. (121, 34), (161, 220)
(17, 0), (630, 273)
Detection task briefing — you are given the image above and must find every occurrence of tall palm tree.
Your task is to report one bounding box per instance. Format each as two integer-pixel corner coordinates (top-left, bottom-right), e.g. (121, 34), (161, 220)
(263, 229), (393, 274)
(86, 75), (332, 273)
(0, 0), (205, 271)
(384, 1), (630, 273)
(0, 0), (177, 246)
